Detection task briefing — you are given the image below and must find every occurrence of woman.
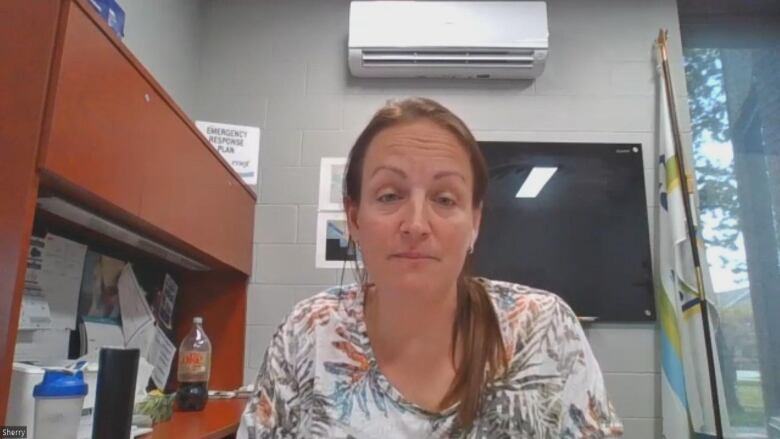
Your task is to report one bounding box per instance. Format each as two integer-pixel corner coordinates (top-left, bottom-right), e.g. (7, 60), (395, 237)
(239, 97), (623, 438)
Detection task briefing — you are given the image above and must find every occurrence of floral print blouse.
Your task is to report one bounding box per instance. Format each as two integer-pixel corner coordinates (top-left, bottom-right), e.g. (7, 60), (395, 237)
(238, 278), (623, 438)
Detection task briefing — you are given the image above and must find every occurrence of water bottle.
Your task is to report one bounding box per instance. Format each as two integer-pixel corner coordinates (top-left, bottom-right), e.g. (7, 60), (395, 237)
(33, 369), (88, 439)
(176, 316), (211, 411)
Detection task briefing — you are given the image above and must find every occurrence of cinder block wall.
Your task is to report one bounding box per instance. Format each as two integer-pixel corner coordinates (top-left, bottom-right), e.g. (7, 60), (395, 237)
(127, 1), (695, 436)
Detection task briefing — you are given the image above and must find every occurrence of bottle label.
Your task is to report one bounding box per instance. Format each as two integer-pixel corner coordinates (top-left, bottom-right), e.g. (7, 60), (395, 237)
(180, 351), (208, 375)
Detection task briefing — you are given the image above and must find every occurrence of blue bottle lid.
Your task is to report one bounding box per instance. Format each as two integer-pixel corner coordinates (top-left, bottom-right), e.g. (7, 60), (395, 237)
(33, 370), (88, 397)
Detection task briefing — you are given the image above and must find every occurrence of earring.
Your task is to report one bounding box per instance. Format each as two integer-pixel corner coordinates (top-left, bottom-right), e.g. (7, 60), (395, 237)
(469, 231), (477, 255)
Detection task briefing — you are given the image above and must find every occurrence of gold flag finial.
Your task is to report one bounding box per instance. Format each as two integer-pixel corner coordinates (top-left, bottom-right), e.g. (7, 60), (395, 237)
(656, 29), (669, 60)
(656, 29), (668, 47)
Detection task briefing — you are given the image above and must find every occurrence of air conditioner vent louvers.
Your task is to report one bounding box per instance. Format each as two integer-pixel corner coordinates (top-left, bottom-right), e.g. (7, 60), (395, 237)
(361, 50), (536, 68)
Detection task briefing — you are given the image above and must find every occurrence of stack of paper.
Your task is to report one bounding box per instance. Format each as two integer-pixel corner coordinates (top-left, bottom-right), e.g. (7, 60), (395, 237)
(15, 234), (87, 363)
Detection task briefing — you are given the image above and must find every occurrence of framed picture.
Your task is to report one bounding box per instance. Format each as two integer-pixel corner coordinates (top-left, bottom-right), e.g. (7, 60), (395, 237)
(315, 212), (362, 269)
(318, 157), (347, 211)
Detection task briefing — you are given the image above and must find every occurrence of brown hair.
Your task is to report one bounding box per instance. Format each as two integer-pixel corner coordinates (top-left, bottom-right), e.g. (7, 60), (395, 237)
(342, 97), (507, 430)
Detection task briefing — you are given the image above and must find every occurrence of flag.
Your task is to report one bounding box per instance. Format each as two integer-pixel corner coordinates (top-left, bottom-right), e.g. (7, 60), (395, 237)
(655, 52), (725, 438)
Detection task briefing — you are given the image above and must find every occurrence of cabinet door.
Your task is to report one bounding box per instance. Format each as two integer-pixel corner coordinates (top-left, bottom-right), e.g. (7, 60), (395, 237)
(137, 92), (254, 274)
(42, 1), (148, 217)
(41, 1), (253, 273)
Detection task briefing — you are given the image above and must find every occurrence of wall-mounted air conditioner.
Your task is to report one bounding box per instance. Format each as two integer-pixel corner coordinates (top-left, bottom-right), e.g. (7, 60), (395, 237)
(348, 1), (549, 80)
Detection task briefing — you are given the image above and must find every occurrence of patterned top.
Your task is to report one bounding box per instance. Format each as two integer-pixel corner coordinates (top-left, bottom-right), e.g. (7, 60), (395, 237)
(238, 278), (623, 438)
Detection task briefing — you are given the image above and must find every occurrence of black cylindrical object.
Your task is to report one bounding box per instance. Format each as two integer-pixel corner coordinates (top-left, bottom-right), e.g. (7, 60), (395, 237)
(92, 347), (139, 439)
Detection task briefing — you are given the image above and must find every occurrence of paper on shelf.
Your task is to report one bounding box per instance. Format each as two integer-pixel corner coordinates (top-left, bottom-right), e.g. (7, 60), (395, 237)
(18, 287), (52, 330)
(127, 322), (156, 360)
(130, 427), (154, 438)
(81, 320), (125, 360)
(147, 325), (176, 390)
(25, 236), (45, 282)
(158, 274), (178, 330)
(117, 264), (155, 350)
(25, 234), (86, 330)
(14, 328), (71, 363)
(135, 357), (154, 400)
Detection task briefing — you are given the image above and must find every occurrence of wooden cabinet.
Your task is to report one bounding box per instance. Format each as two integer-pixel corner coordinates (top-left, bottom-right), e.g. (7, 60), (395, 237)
(39, 1), (253, 274)
(0, 0), (255, 431)
(40, 1), (148, 220)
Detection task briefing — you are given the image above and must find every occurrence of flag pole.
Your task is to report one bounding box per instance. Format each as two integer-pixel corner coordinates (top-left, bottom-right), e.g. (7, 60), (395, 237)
(655, 29), (724, 438)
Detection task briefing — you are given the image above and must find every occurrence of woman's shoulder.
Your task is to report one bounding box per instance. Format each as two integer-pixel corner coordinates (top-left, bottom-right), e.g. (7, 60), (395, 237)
(476, 277), (579, 340)
(477, 277), (569, 313)
(281, 284), (362, 335)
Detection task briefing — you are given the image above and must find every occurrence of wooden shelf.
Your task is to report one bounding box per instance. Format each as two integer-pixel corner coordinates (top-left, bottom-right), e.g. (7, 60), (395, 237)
(0, 0), (254, 421)
(142, 398), (248, 439)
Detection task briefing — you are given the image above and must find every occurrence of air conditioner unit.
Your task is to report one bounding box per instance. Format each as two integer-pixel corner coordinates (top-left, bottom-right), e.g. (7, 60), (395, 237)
(348, 1), (549, 80)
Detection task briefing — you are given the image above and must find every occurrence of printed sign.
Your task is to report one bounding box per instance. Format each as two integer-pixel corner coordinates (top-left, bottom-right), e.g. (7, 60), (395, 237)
(196, 121), (260, 185)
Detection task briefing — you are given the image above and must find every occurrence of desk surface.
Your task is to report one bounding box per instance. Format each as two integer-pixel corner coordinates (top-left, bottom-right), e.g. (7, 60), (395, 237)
(143, 397), (248, 439)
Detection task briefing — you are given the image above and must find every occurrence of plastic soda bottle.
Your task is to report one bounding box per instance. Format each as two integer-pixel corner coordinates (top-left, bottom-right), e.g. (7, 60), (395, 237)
(176, 316), (211, 411)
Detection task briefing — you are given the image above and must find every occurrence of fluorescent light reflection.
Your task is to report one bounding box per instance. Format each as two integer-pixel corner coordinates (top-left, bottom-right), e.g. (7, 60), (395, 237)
(515, 167), (558, 198)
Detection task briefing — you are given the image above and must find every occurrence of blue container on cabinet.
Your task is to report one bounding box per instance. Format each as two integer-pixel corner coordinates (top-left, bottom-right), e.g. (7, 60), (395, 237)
(88, 0), (125, 38)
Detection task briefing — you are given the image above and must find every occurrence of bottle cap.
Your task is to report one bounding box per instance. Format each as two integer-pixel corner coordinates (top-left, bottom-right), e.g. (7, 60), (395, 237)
(193, 316), (203, 324)
(33, 370), (88, 398)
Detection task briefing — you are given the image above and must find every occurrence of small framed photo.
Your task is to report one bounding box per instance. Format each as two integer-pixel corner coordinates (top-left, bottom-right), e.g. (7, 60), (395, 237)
(318, 157), (347, 211)
(315, 212), (362, 269)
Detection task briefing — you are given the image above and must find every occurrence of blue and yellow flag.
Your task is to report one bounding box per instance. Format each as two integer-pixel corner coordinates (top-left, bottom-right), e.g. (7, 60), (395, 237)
(655, 55), (725, 438)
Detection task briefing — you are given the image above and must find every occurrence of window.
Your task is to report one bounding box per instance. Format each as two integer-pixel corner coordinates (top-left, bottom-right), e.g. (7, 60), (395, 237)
(679, 1), (780, 436)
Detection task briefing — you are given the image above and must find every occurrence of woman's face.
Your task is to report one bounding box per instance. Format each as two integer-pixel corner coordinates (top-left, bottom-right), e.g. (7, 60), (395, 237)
(347, 119), (481, 297)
